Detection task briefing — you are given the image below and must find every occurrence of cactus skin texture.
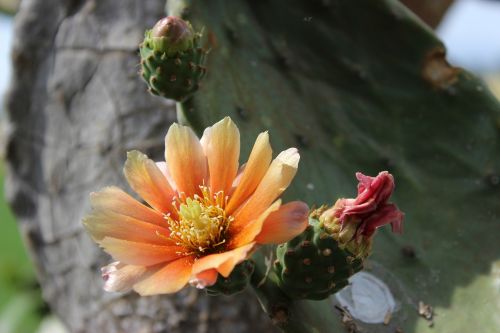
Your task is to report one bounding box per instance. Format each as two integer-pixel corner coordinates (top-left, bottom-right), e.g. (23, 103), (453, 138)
(204, 260), (255, 296)
(275, 218), (363, 300)
(139, 18), (207, 101)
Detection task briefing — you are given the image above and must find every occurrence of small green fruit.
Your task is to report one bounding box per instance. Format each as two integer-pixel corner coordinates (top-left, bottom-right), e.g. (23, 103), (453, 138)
(274, 218), (363, 300)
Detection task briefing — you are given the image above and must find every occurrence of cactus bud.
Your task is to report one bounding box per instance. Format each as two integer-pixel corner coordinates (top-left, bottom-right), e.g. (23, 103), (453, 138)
(140, 16), (207, 101)
(150, 16), (194, 55)
(320, 171), (404, 258)
(204, 260), (255, 296)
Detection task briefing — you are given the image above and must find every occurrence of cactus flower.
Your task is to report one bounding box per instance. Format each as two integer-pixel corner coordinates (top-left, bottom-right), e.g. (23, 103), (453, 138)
(83, 117), (309, 295)
(320, 171), (404, 257)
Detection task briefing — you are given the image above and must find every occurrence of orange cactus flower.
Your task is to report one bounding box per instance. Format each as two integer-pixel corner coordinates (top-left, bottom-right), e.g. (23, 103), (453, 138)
(83, 117), (309, 295)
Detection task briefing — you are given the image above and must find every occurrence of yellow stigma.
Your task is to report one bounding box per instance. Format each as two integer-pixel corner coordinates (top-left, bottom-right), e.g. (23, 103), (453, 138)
(166, 187), (233, 253)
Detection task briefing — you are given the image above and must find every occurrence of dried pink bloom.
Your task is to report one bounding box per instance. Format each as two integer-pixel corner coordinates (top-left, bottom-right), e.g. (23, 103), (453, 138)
(321, 171), (404, 257)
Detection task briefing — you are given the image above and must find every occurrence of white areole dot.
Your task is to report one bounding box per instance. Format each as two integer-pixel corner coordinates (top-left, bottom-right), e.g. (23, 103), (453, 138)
(334, 271), (396, 324)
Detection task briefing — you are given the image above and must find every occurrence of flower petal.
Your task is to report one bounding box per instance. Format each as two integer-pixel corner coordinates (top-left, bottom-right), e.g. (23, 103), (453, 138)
(99, 237), (185, 266)
(231, 148), (299, 230)
(255, 201), (309, 244)
(190, 269), (218, 289)
(123, 150), (175, 213)
(156, 161), (177, 191)
(133, 256), (195, 295)
(165, 123), (207, 197)
(192, 243), (255, 278)
(90, 187), (165, 226)
(229, 200), (281, 248)
(200, 117), (240, 194)
(101, 261), (149, 293)
(354, 171), (394, 207)
(226, 132), (272, 214)
(358, 203), (404, 237)
(83, 210), (174, 245)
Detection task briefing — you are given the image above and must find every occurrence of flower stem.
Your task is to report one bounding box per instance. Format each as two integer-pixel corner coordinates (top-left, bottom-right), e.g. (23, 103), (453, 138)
(176, 98), (205, 136)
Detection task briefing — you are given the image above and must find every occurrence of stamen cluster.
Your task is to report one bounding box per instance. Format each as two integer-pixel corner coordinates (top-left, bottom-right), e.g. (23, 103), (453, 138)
(166, 187), (233, 254)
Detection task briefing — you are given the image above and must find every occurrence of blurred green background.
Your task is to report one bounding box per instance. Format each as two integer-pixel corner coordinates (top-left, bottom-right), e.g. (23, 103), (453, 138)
(0, 163), (45, 333)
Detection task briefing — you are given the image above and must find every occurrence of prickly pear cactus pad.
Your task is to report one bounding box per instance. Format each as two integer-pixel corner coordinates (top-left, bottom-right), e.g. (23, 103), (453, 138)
(169, 0), (500, 332)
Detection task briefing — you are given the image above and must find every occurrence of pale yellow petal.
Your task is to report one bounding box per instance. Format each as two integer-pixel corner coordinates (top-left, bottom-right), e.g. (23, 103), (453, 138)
(232, 148), (299, 230)
(200, 117), (240, 194)
(90, 187), (165, 226)
(133, 256), (195, 295)
(165, 123), (207, 197)
(226, 132), (272, 214)
(101, 261), (149, 293)
(255, 201), (309, 244)
(155, 161), (177, 191)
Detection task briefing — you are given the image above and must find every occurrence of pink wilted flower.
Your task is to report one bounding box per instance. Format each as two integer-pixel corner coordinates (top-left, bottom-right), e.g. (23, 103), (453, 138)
(83, 117), (309, 295)
(320, 171), (404, 257)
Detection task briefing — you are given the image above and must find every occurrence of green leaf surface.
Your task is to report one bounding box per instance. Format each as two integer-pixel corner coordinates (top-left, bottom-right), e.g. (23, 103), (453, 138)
(172, 0), (500, 332)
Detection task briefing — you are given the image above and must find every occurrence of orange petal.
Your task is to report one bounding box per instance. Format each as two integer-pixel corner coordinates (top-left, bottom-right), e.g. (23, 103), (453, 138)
(123, 150), (175, 213)
(99, 237), (185, 266)
(90, 187), (165, 226)
(229, 200), (281, 248)
(190, 268), (218, 289)
(133, 256), (195, 295)
(255, 201), (309, 244)
(226, 132), (272, 214)
(232, 148), (299, 229)
(192, 243), (255, 278)
(101, 261), (149, 292)
(165, 123), (207, 198)
(83, 210), (174, 245)
(200, 117), (240, 194)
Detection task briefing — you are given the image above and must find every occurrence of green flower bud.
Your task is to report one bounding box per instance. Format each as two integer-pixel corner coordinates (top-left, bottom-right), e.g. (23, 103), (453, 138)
(149, 16), (194, 55)
(140, 16), (207, 101)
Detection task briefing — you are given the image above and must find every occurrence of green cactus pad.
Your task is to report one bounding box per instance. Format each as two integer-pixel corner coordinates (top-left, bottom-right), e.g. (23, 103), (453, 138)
(170, 0), (500, 331)
(205, 260), (255, 296)
(139, 31), (207, 101)
(275, 218), (363, 300)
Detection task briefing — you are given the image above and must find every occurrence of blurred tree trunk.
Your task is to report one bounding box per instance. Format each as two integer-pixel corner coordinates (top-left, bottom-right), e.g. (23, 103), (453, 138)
(5, 0), (275, 332)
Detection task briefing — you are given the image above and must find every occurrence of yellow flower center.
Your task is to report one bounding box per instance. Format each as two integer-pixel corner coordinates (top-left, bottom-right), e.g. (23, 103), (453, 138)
(166, 187), (233, 254)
